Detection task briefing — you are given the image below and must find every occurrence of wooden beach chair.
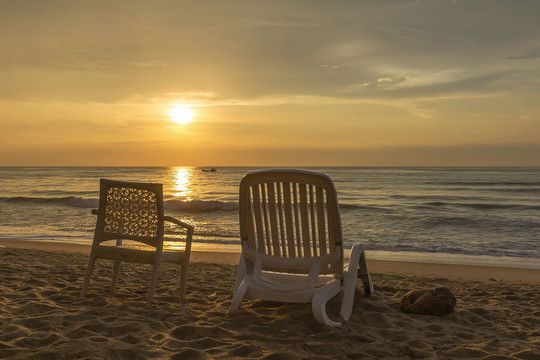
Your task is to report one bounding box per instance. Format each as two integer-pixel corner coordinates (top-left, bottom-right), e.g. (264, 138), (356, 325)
(81, 179), (194, 303)
(228, 170), (373, 326)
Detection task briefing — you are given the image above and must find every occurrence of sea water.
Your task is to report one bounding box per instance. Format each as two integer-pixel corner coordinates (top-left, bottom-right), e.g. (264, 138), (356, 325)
(1, 166), (539, 268)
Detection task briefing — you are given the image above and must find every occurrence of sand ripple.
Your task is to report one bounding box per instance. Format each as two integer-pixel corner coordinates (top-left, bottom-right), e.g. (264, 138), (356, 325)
(0, 248), (539, 359)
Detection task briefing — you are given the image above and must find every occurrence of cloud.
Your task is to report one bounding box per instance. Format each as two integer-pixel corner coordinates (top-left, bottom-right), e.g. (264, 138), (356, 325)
(129, 60), (167, 68)
(1, 1), (540, 166)
(506, 49), (540, 60)
(1, 0), (539, 104)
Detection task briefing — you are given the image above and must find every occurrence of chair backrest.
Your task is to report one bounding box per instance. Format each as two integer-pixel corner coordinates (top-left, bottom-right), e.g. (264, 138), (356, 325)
(239, 170), (344, 275)
(94, 179), (165, 249)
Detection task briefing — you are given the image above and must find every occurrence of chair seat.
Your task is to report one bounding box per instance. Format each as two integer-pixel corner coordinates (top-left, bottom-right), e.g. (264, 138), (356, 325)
(245, 271), (341, 303)
(93, 245), (188, 264)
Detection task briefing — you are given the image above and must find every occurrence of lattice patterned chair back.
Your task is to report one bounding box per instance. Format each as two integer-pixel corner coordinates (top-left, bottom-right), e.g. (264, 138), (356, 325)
(96, 180), (164, 249)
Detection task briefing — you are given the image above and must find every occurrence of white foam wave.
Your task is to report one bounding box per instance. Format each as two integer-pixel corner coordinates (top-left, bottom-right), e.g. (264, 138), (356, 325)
(165, 199), (238, 212)
(66, 197), (99, 208)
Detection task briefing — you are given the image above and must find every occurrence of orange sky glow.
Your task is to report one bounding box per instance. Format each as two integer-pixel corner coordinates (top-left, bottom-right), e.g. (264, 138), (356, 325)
(1, 0), (539, 166)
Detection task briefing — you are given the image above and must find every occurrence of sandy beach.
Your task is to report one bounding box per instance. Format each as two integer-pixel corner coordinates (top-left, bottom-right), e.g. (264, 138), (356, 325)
(1, 240), (539, 359)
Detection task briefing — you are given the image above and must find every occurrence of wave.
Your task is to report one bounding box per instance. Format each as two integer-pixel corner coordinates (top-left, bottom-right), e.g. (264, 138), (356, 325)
(363, 243), (539, 259)
(164, 199), (238, 212)
(339, 203), (395, 212)
(0, 196), (238, 212)
(0, 196), (99, 208)
(420, 201), (540, 210)
(497, 188), (540, 193)
(420, 216), (479, 227)
(421, 187), (540, 194)
(427, 181), (540, 186)
(4, 196), (538, 213)
(191, 231), (239, 239)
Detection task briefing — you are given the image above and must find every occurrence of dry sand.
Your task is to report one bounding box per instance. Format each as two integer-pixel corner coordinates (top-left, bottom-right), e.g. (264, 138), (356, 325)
(0, 240), (539, 359)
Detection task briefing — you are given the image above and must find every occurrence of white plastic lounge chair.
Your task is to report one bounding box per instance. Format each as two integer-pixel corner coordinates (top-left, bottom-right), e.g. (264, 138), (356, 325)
(228, 170), (373, 326)
(81, 179), (194, 303)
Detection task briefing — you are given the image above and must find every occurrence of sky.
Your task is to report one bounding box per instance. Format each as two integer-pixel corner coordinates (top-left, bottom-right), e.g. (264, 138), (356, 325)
(1, 0), (539, 166)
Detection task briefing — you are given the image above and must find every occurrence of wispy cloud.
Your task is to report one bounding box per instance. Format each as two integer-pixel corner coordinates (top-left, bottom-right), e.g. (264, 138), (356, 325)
(1, 0), (540, 165)
(506, 49), (540, 60)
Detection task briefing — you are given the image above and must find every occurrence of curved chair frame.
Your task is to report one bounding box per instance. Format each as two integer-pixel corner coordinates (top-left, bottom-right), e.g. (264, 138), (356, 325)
(228, 170), (373, 326)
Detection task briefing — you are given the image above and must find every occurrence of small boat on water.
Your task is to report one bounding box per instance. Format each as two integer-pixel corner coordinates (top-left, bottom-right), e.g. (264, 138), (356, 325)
(202, 168), (217, 172)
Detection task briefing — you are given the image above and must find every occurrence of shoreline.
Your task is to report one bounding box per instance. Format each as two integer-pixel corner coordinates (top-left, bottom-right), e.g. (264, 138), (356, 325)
(2, 238), (539, 283)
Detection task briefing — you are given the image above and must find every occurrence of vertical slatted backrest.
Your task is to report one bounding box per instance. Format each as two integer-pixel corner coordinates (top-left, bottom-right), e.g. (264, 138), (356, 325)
(239, 170), (343, 273)
(94, 179), (165, 249)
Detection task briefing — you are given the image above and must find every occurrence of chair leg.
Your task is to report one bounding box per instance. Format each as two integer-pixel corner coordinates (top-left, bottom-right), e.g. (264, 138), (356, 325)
(147, 262), (161, 304)
(339, 247), (374, 322)
(227, 258), (248, 314)
(227, 278), (249, 314)
(81, 256), (96, 298)
(340, 268), (359, 321)
(111, 260), (121, 294)
(232, 256), (246, 292)
(312, 286), (342, 327)
(339, 244), (365, 320)
(358, 251), (374, 296)
(179, 261), (189, 303)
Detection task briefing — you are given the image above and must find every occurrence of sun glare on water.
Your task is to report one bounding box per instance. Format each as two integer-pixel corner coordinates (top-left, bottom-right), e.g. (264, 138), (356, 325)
(170, 106), (194, 124)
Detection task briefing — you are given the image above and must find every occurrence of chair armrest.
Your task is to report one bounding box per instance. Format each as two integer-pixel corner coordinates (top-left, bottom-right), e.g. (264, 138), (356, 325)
(164, 215), (194, 255)
(164, 215), (194, 231)
(91, 209), (99, 215)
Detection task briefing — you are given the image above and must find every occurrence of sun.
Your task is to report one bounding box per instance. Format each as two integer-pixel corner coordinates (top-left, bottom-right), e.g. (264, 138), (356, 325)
(170, 106), (194, 124)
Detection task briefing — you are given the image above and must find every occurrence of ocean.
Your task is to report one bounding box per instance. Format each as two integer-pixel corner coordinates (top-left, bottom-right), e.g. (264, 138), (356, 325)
(1, 166), (539, 268)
